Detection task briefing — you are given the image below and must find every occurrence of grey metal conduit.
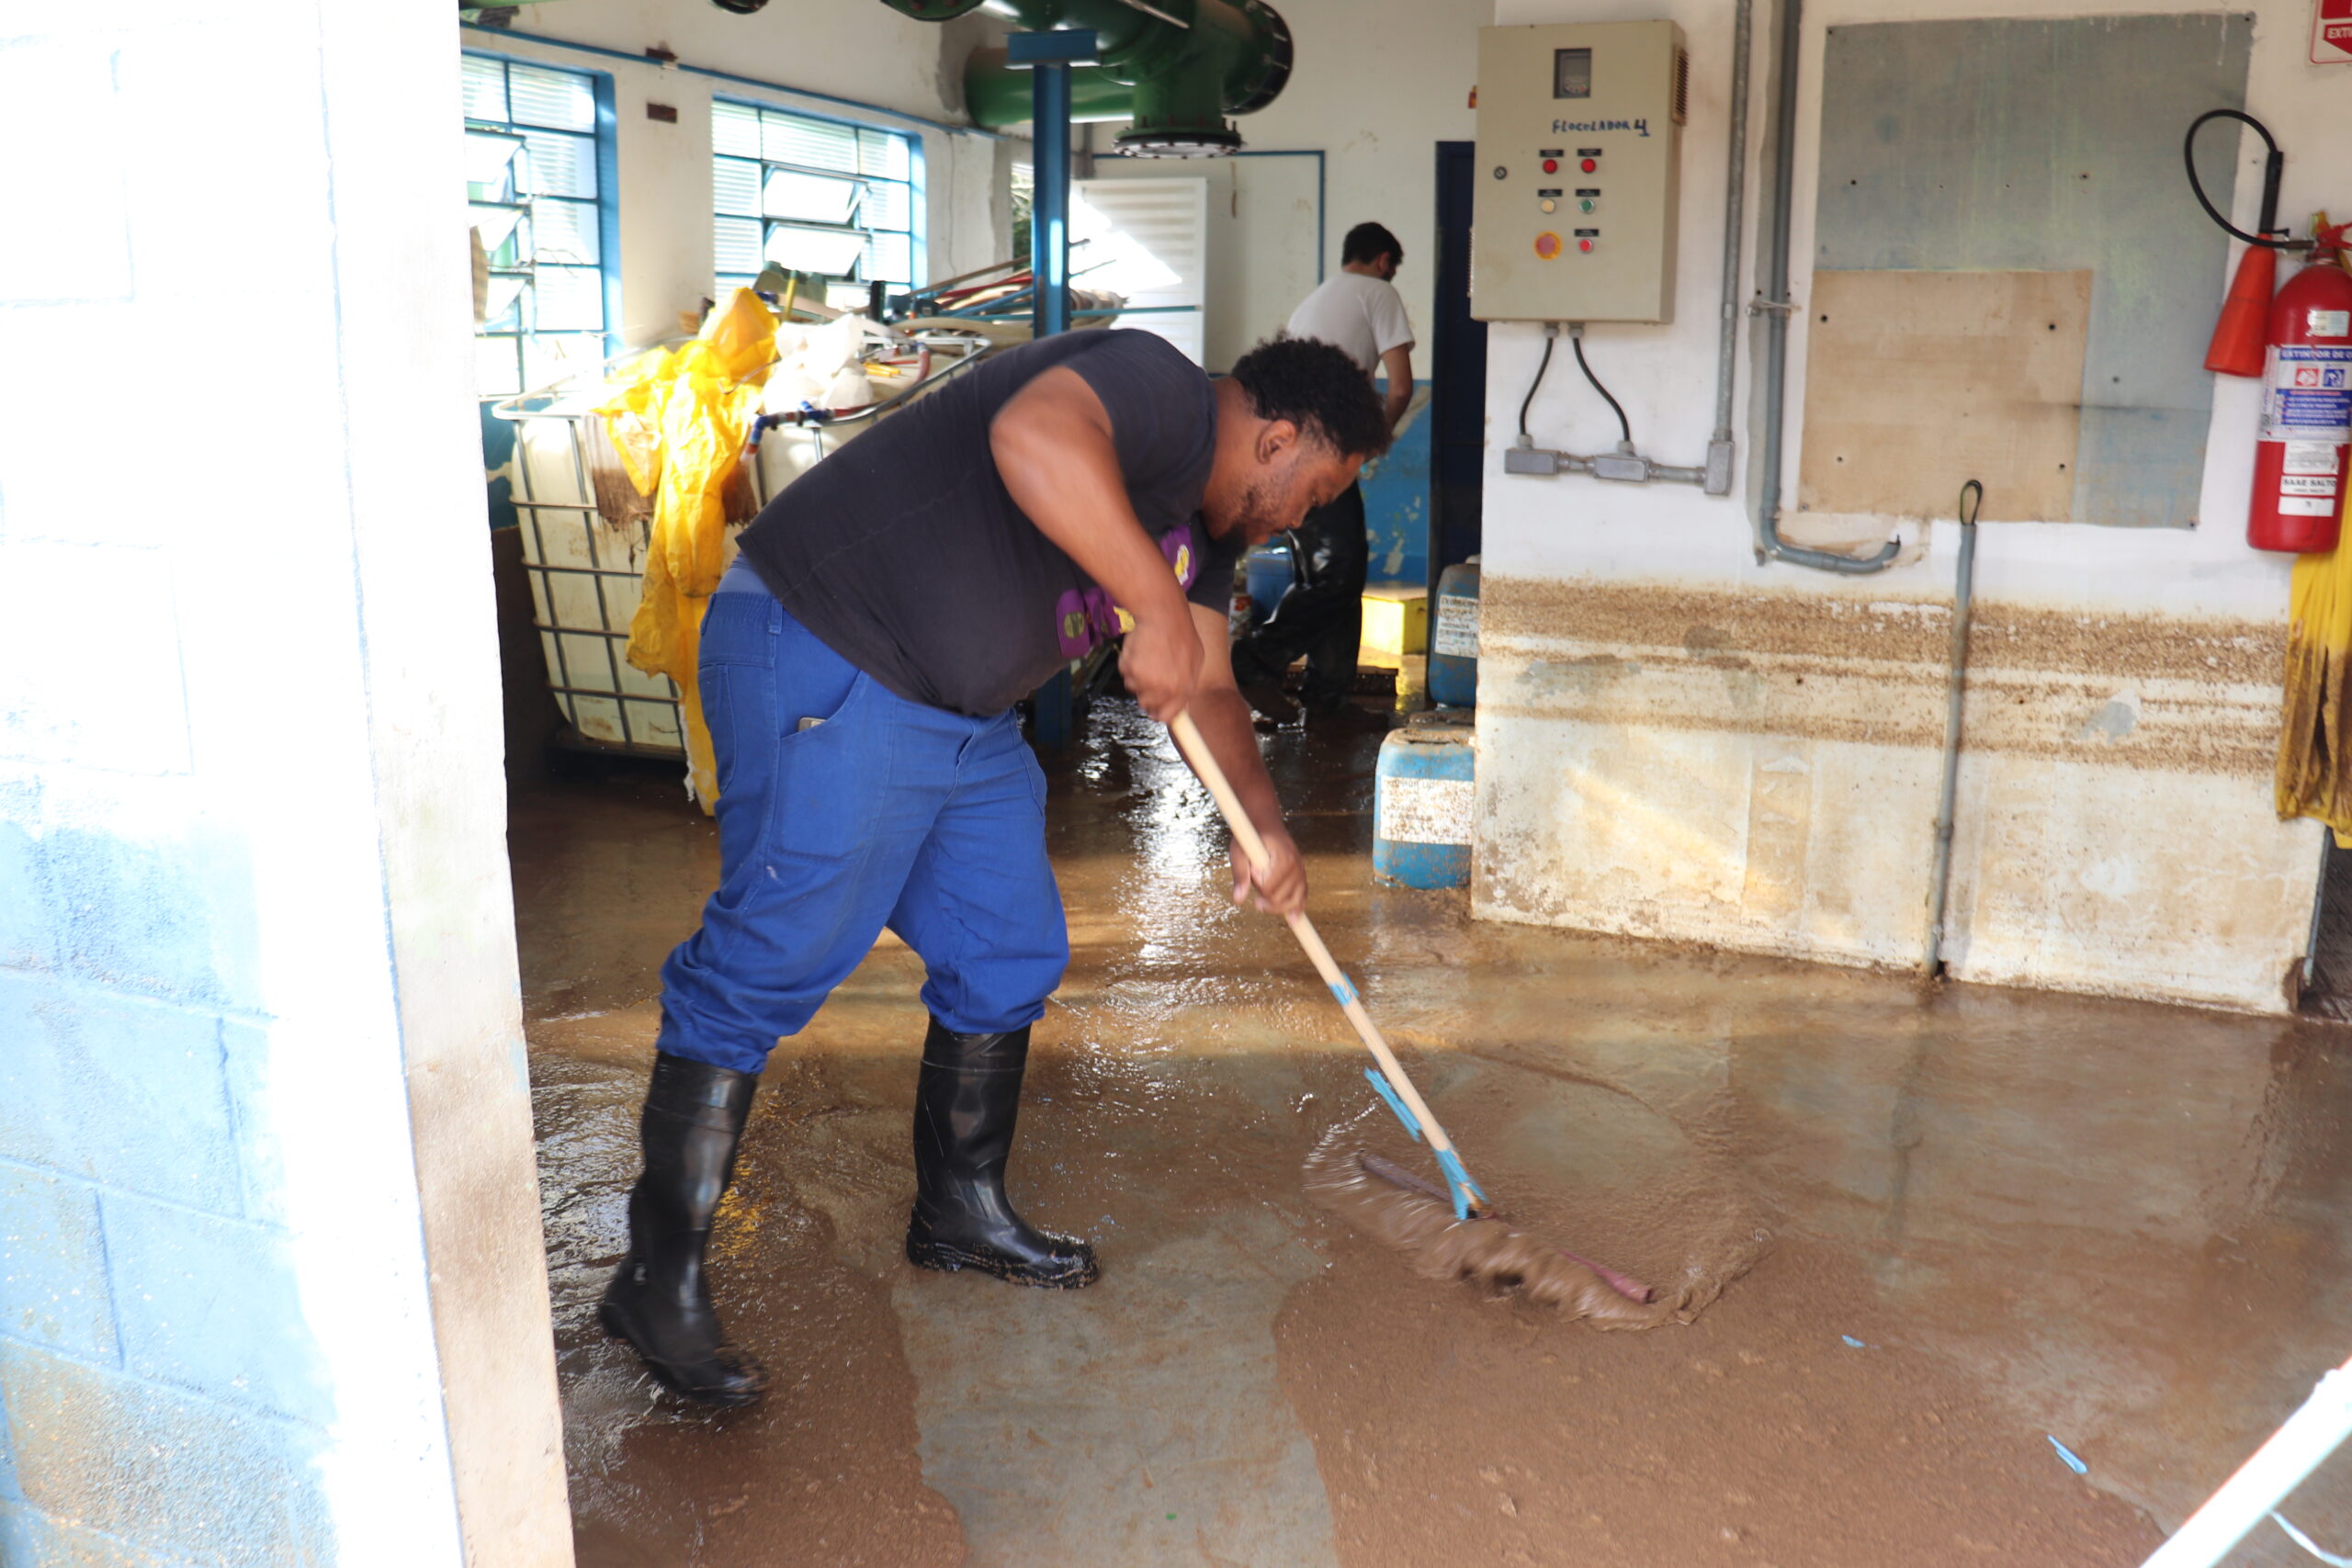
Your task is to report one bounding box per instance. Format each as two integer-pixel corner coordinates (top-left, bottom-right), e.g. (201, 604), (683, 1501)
(1752, 0), (1898, 573)
(1705, 0), (1752, 489)
(1922, 479), (1982, 976)
(1515, 449), (1710, 484)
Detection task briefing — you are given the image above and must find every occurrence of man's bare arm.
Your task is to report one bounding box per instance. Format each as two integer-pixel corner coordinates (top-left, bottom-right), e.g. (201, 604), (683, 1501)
(990, 366), (1200, 717)
(1379, 344), (1415, 433)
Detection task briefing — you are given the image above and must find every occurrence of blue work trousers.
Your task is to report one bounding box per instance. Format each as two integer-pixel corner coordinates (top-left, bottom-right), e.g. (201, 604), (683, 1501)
(656, 581), (1069, 1075)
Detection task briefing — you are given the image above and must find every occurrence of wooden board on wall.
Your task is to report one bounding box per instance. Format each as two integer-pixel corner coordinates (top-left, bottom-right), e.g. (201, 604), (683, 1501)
(1813, 15), (2249, 527)
(1797, 269), (2089, 523)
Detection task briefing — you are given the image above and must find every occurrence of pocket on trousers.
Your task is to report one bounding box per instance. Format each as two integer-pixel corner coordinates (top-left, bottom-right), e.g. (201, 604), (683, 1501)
(766, 674), (882, 858)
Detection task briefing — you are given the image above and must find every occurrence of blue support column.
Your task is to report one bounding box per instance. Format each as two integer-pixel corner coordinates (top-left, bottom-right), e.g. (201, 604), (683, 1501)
(1007, 28), (1096, 745)
(1005, 28), (1094, 343)
(1033, 61), (1072, 339)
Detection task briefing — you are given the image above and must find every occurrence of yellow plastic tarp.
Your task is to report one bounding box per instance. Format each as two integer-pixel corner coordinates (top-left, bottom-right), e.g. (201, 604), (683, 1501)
(597, 288), (775, 810)
(2278, 539), (2352, 846)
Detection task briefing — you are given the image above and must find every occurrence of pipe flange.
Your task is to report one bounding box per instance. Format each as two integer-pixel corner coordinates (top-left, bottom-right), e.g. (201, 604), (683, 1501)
(1115, 126), (1242, 157)
(1229, 1), (1294, 114)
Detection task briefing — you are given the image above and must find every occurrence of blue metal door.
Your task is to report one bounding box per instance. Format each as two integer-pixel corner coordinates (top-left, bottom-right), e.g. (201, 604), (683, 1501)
(1430, 141), (1487, 578)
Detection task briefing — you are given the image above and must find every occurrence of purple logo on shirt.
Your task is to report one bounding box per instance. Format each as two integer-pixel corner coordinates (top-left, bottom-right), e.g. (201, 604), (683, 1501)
(1053, 525), (1200, 659)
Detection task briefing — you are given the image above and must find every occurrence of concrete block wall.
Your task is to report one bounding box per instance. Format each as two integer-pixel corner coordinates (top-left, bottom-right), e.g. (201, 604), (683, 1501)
(0, 6), (571, 1564)
(0, 981), (334, 1563)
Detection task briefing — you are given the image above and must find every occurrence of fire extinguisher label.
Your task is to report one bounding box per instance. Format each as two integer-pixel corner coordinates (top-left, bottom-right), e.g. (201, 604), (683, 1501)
(2283, 475), (2340, 497)
(2285, 441), (2345, 477)
(2265, 345), (2352, 443)
(2313, 310), (2352, 337)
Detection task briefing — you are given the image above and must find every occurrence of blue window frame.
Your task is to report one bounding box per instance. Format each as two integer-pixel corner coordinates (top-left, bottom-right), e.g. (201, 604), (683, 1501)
(712, 100), (923, 311)
(463, 53), (620, 394)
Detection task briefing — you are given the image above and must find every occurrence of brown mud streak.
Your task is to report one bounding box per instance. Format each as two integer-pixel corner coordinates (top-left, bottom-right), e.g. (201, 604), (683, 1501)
(1302, 1130), (1743, 1330)
(1478, 576), (2286, 777)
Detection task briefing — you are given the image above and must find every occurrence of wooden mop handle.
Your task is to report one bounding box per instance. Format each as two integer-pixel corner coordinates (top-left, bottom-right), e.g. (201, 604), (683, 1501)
(1167, 710), (1468, 1164)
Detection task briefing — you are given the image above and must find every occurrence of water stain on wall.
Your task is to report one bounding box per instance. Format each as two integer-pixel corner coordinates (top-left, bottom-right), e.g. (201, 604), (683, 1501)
(1482, 577), (2284, 779)
(1469, 574), (2312, 1013)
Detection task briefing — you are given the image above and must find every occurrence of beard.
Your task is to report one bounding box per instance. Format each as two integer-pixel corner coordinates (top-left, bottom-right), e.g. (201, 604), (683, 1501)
(1222, 475), (1294, 545)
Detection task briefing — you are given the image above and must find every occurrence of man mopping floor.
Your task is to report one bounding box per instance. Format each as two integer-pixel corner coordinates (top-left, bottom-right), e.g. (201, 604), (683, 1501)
(600, 329), (1392, 1406)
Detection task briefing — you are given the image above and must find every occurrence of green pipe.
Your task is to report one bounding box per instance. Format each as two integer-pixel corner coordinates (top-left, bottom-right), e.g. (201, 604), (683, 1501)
(497, 0), (1295, 155)
(888, 0), (1291, 155)
(966, 47), (1140, 125)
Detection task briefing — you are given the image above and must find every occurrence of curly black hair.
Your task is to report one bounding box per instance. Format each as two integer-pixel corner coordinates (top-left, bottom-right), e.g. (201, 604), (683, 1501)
(1227, 334), (1393, 459)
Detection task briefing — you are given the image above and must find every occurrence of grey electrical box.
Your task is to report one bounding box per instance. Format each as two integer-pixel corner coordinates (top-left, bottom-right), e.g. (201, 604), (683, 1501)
(1471, 21), (1686, 323)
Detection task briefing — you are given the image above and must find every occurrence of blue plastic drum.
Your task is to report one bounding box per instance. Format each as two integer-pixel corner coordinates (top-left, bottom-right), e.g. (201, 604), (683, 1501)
(1373, 728), (1475, 888)
(1427, 556), (1481, 708)
(1244, 543), (1295, 624)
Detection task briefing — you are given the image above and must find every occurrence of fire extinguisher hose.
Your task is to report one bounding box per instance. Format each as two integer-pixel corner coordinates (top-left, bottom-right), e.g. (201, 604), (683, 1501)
(2184, 108), (2293, 252)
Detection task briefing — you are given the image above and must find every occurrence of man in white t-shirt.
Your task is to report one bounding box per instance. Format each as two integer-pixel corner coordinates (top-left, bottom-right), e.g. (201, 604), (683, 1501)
(1233, 221), (1414, 722)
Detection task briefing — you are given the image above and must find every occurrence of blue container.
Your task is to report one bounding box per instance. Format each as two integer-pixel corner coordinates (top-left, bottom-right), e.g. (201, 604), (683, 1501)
(1428, 556), (1480, 707)
(1374, 728), (1475, 888)
(1244, 543), (1295, 623)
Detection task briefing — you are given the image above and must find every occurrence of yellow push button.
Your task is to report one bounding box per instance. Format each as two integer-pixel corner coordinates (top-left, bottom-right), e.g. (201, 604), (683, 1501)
(1540, 198), (1556, 214)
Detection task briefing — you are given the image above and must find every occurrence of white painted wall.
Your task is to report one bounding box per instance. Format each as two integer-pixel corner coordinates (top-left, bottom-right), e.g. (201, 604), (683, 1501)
(334, 13), (578, 1556)
(1476, 0), (2345, 1012)
(1227, 0), (1486, 345)
(469, 2), (1012, 347)
(0, 6), (568, 1563)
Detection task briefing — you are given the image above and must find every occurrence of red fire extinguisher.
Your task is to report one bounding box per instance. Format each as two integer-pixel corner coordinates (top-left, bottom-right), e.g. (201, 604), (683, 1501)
(2186, 112), (2352, 553)
(2249, 240), (2352, 554)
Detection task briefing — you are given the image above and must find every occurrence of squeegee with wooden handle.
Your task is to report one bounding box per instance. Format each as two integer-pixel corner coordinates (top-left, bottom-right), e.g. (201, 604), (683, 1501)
(1167, 709), (1489, 1220)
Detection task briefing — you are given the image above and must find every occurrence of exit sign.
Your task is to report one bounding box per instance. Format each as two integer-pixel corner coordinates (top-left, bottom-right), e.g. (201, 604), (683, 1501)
(2318, 0), (2352, 64)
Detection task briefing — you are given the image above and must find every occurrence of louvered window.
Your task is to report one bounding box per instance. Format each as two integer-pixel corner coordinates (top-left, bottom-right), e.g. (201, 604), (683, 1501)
(464, 54), (614, 394)
(713, 101), (922, 310)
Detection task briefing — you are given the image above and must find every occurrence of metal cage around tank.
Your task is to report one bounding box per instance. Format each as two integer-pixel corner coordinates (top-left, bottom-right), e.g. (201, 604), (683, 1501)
(493, 389), (696, 758)
(487, 323), (1010, 759)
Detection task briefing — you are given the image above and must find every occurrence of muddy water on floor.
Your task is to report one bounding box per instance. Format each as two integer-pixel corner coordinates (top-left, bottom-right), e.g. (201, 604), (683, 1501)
(522, 707), (2352, 1568)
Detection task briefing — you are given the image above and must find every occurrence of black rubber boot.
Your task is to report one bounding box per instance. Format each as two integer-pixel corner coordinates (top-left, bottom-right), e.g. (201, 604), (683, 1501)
(906, 1021), (1099, 1289)
(599, 1052), (768, 1407)
(1232, 482), (1368, 715)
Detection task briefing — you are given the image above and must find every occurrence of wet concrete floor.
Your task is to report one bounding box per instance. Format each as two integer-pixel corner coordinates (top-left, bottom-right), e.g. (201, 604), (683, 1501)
(513, 702), (2352, 1567)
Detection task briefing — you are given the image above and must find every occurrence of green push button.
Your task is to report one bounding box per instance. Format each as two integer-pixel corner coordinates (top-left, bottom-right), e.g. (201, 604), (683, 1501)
(1578, 198), (1595, 213)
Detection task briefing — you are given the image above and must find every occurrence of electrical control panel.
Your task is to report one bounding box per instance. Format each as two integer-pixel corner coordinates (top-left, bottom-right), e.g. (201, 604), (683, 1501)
(1471, 21), (1686, 324)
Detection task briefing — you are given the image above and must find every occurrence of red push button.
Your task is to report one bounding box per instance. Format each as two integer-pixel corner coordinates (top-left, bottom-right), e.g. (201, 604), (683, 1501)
(1580, 157), (1598, 174)
(1578, 238), (1594, 254)
(1534, 231), (1563, 260)
(1542, 158), (1558, 174)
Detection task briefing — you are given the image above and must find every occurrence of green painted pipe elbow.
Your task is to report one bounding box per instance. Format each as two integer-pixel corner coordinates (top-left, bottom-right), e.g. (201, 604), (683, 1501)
(940, 0), (1292, 156)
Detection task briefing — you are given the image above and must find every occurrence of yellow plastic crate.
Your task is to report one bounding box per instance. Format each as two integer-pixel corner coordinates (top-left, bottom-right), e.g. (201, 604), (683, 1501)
(1360, 584), (1429, 659)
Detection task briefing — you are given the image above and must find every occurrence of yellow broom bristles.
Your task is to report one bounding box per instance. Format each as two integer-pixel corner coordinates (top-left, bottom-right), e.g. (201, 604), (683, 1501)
(2277, 540), (2352, 846)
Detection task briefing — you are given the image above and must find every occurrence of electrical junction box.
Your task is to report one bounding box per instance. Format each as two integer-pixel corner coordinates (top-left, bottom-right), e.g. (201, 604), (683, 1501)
(1471, 20), (1686, 324)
